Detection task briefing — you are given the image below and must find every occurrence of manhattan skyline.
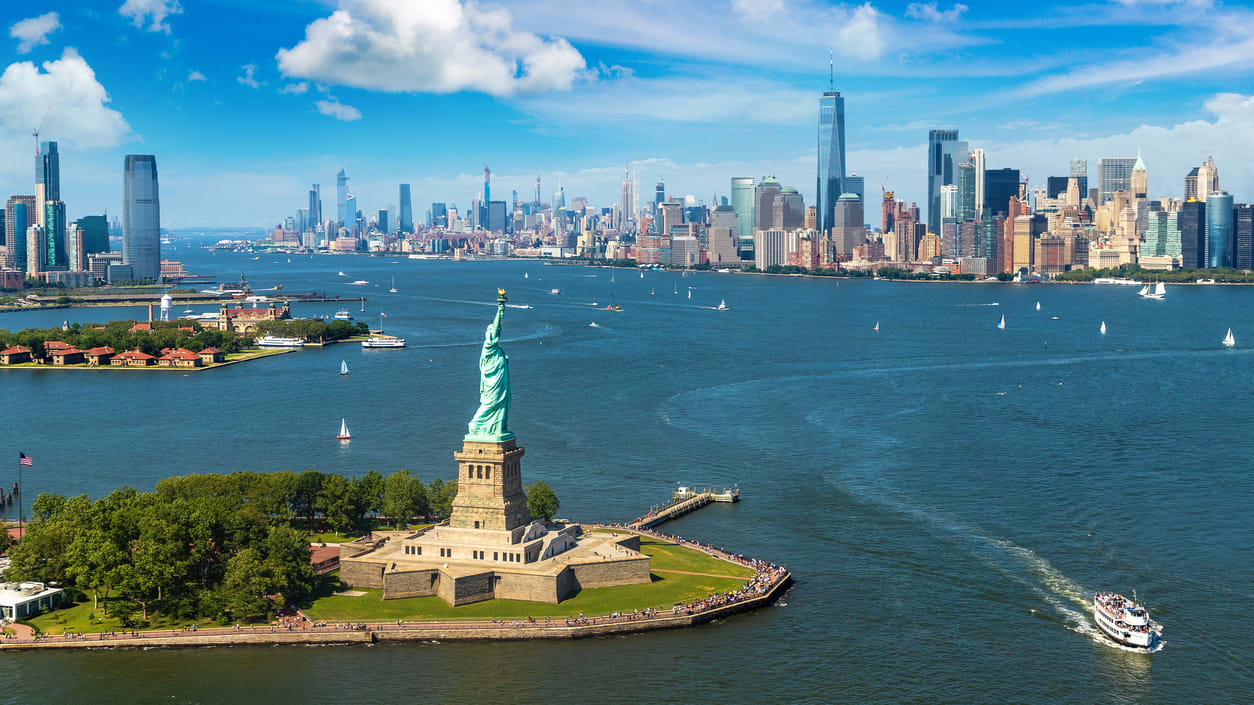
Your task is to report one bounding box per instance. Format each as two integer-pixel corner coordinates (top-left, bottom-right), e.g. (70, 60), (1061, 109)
(0, 1), (1252, 226)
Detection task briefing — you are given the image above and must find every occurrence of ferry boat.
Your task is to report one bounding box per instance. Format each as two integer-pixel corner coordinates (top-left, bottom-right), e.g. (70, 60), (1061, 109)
(361, 336), (406, 348)
(333, 309), (353, 321)
(256, 335), (305, 347)
(550, 288), (561, 295)
(1093, 592), (1160, 650)
(1094, 277), (1140, 286)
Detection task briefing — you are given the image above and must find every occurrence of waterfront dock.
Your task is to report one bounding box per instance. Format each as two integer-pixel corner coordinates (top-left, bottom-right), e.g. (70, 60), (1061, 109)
(630, 485), (740, 529)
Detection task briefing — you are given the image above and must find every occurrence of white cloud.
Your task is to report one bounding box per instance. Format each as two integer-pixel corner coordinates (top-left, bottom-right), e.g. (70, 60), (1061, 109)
(279, 81), (309, 95)
(187, 69), (205, 82)
(118, 0), (182, 33)
(1111, 0), (1212, 6)
(906, 2), (968, 22)
(839, 4), (886, 61)
(0, 49), (131, 149)
(315, 99), (362, 121)
(10, 12), (62, 54)
(236, 64), (261, 89)
(730, 0), (786, 22)
(276, 0), (587, 97)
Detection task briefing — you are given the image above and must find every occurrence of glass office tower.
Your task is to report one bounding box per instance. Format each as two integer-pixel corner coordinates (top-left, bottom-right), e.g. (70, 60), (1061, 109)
(123, 155), (161, 282)
(1206, 191), (1234, 268)
(817, 89), (846, 235)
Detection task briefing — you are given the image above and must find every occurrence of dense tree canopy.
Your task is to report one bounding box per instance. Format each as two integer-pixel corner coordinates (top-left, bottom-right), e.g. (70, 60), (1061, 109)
(0, 320), (246, 357)
(253, 319), (367, 342)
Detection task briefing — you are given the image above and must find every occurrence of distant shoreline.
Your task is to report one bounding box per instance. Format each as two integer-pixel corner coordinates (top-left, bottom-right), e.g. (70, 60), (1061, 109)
(0, 348), (294, 372)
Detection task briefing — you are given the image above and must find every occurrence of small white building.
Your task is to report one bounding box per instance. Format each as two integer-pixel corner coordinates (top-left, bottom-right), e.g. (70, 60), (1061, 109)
(0, 582), (63, 620)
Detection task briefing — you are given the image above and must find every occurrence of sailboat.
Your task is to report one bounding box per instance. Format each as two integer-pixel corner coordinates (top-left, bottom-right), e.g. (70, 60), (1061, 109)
(650, 288), (655, 295)
(1223, 328), (1236, 347)
(639, 271), (644, 279)
(525, 272), (529, 279)
(389, 276), (398, 293)
(997, 314), (1006, 330)
(603, 293), (622, 312)
(340, 360), (348, 376)
(687, 288), (692, 300)
(1100, 321), (1107, 335)
(1137, 283), (1149, 297)
(360, 298), (365, 312)
(716, 299), (729, 311)
(336, 418), (351, 441)
(611, 270), (615, 283)
(1154, 282), (1166, 299)
(1035, 301), (1041, 311)
(873, 321), (880, 332)
(673, 282), (678, 294)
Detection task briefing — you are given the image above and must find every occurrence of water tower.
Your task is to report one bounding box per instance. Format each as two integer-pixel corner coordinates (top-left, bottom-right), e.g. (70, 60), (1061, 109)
(159, 293), (172, 322)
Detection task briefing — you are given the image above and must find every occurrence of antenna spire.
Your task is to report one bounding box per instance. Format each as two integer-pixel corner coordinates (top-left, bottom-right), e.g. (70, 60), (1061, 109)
(829, 49), (834, 91)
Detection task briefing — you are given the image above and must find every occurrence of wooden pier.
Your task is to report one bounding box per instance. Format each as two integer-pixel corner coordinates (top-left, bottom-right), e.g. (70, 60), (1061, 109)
(629, 485), (740, 529)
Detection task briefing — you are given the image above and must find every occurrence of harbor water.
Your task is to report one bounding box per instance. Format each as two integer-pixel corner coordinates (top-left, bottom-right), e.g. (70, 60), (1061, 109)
(2, 247), (1251, 703)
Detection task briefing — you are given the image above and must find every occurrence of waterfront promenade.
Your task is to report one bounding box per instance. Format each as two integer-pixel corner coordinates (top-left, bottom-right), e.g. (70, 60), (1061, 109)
(0, 529), (789, 650)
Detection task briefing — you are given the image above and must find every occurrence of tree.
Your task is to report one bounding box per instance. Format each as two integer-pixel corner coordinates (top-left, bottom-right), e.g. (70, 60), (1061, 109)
(427, 477), (457, 519)
(317, 473), (357, 536)
(294, 470), (324, 528)
(264, 525), (315, 605)
(382, 470), (427, 529)
(221, 548), (273, 621)
(525, 481), (560, 522)
(353, 470), (385, 521)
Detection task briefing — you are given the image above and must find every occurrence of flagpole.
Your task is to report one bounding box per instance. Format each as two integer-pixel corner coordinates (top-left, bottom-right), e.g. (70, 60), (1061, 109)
(17, 454), (23, 538)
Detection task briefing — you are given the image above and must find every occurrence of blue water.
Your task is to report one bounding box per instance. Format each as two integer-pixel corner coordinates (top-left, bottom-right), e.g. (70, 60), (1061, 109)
(2, 247), (1251, 704)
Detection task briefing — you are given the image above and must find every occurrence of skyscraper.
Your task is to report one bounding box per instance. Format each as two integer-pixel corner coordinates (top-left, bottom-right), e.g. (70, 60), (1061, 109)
(817, 87), (846, 235)
(754, 176), (782, 231)
(1206, 191), (1234, 268)
(956, 162), (977, 222)
(336, 169), (348, 224)
(1070, 159), (1088, 200)
(832, 193), (864, 256)
(36, 141), (60, 227)
(44, 200), (66, 268)
(983, 168), (1020, 218)
(971, 148), (985, 216)
(123, 155), (161, 282)
(1131, 151), (1148, 198)
(399, 184), (413, 234)
(844, 174), (864, 208)
(621, 168), (634, 229)
(1235, 204), (1254, 270)
(731, 177), (755, 242)
(5, 195), (35, 271)
(1098, 157), (1136, 205)
(310, 184), (322, 227)
(927, 130), (967, 235)
(346, 194), (358, 235)
(1179, 199), (1206, 269)
(1192, 156), (1219, 202)
(655, 181), (665, 206)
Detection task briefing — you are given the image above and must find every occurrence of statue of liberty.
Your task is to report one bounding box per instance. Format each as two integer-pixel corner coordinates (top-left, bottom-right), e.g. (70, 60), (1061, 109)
(467, 288), (513, 441)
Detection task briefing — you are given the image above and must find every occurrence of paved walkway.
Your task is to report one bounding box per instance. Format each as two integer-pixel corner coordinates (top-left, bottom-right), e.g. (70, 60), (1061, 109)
(651, 568), (750, 580)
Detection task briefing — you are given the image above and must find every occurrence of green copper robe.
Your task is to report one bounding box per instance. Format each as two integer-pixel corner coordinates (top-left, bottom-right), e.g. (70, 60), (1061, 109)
(467, 302), (511, 440)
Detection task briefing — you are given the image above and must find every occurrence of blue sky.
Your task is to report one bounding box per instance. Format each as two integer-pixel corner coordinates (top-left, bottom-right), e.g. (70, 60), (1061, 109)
(0, 0), (1251, 227)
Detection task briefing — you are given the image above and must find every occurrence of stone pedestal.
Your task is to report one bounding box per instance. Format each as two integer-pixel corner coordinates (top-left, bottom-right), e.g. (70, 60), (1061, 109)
(450, 438), (530, 531)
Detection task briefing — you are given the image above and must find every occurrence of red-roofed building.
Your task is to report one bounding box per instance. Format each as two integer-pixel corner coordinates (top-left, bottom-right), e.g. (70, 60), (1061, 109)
(43, 341), (73, 351)
(158, 348), (202, 368)
(215, 301), (291, 334)
(111, 349), (155, 367)
(0, 346), (32, 365)
(49, 347), (85, 366)
(198, 347), (225, 364)
(84, 346), (115, 366)
(309, 545), (340, 574)
(130, 322), (152, 332)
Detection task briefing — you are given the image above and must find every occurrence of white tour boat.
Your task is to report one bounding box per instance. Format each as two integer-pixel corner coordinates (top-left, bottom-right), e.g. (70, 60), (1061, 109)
(256, 335), (305, 347)
(361, 312), (406, 348)
(1093, 592), (1161, 651)
(333, 309), (353, 321)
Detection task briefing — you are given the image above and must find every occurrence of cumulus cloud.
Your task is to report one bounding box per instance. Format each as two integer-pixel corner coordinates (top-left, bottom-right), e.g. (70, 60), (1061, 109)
(906, 2), (969, 22)
(839, 4), (886, 61)
(0, 49), (131, 151)
(187, 69), (205, 82)
(279, 81), (309, 95)
(236, 64), (261, 89)
(10, 12), (62, 54)
(276, 0), (587, 97)
(119, 0), (183, 33)
(315, 99), (362, 121)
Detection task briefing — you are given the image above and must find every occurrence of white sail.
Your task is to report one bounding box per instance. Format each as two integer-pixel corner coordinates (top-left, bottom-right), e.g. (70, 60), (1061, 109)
(688, 289), (692, 299)
(338, 418), (350, 438)
(1155, 282), (1166, 297)
(341, 360), (348, 375)
(1036, 301), (1040, 311)
(1100, 321), (1107, 335)
(1223, 328), (1235, 347)
(997, 314), (1005, 330)
(1137, 285), (1148, 296)
(873, 320), (879, 332)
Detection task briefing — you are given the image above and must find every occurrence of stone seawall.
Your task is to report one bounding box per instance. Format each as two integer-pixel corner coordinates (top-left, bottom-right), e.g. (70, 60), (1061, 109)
(0, 573), (791, 651)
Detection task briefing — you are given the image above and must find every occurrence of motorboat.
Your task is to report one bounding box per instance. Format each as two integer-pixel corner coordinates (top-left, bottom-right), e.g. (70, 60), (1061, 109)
(333, 309), (353, 321)
(550, 288), (561, 295)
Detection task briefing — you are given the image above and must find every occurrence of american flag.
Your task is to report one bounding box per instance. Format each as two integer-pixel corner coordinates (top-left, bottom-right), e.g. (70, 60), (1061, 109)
(19, 453), (32, 466)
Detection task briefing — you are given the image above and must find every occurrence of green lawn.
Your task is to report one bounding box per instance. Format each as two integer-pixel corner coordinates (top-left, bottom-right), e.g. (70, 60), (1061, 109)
(307, 522), (432, 544)
(302, 537), (752, 622)
(24, 599), (217, 636)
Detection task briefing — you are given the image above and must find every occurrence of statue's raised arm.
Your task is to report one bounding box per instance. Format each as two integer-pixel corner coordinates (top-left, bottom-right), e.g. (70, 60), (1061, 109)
(466, 288), (513, 441)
